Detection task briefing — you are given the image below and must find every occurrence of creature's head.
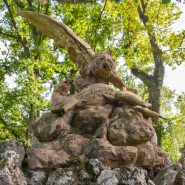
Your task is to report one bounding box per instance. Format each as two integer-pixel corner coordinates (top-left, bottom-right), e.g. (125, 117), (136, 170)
(53, 78), (71, 96)
(91, 50), (116, 79)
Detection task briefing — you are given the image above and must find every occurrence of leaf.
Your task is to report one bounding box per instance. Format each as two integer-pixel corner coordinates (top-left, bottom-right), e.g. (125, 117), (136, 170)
(162, 0), (171, 4)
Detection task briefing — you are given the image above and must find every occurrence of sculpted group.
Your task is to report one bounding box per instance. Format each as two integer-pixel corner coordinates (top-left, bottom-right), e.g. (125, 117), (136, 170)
(16, 11), (169, 171)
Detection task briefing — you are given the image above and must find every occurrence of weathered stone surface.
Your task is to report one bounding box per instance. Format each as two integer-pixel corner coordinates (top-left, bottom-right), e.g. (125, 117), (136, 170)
(108, 108), (155, 146)
(46, 155), (118, 185)
(46, 170), (75, 185)
(115, 91), (151, 107)
(60, 134), (90, 157)
(0, 138), (25, 168)
(50, 78), (78, 114)
(172, 170), (185, 185)
(74, 104), (113, 134)
(172, 144), (185, 185)
(113, 167), (148, 185)
(32, 112), (72, 142)
(27, 134), (89, 170)
(0, 166), (27, 185)
(84, 138), (138, 168)
(153, 163), (182, 185)
(96, 170), (118, 185)
(24, 169), (48, 185)
(0, 139), (26, 185)
(76, 83), (116, 106)
(136, 141), (169, 168)
(27, 145), (69, 170)
(148, 180), (155, 185)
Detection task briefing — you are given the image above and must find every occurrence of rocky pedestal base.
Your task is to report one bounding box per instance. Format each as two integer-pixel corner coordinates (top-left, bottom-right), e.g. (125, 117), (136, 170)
(0, 139), (183, 185)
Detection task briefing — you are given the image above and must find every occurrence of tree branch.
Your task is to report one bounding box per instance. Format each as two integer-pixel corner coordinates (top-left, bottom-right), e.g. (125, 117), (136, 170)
(137, 0), (164, 85)
(14, 0), (25, 10)
(94, 0), (107, 50)
(3, 0), (29, 53)
(26, 0), (32, 7)
(131, 66), (154, 88)
(45, 1), (50, 14)
(0, 31), (18, 39)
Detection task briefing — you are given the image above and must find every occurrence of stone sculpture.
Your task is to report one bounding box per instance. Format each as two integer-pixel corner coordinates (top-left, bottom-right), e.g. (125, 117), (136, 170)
(15, 11), (169, 176)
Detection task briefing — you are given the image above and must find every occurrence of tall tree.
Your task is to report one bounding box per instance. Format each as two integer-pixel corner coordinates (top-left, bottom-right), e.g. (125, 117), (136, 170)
(106, 0), (185, 145)
(0, 0), (72, 146)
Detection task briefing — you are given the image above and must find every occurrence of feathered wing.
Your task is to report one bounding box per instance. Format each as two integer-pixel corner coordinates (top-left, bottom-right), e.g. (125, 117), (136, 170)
(16, 11), (95, 69)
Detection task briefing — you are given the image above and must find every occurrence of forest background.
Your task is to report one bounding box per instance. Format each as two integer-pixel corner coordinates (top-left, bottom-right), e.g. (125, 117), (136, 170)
(0, 0), (185, 162)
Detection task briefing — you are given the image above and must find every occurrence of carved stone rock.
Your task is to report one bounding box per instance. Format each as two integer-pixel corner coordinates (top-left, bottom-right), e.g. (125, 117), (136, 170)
(136, 141), (169, 169)
(172, 170), (185, 185)
(153, 163), (182, 185)
(108, 108), (155, 146)
(73, 104), (113, 135)
(32, 112), (72, 142)
(0, 139), (26, 185)
(27, 134), (89, 170)
(113, 167), (148, 185)
(84, 138), (138, 168)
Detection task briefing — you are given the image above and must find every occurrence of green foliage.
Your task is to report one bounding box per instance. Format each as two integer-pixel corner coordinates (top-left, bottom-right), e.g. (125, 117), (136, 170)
(0, 0), (185, 160)
(0, 0), (73, 147)
(162, 0), (171, 4)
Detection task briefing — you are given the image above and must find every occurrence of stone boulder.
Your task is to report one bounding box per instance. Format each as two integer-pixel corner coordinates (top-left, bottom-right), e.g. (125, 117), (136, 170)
(0, 138), (25, 168)
(27, 134), (89, 170)
(108, 107), (155, 146)
(73, 104), (113, 135)
(24, 169), (48, 185)
(32, 112), (72, 142)
(96, 170), (118, 185)
(153, 163), (182, 185)
(172, 170), (185, 185)
(46, 155), (118, 185)
(84, 138), (138, 168)
(136, 141), (169, 169)
(0, 139), (26, 185)
(113, 167), (148, 185)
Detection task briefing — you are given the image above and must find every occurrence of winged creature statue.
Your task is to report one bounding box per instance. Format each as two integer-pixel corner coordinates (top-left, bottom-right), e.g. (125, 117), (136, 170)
(16, 11), (129, 92)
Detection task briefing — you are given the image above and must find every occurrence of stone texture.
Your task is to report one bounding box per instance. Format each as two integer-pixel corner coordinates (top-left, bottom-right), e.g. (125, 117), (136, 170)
(153, 163), (182, 185)
(96, 170), (118, 185)
(136, 141), (169, 169)
(0, 138), (25, 168)
(32, 112), (72, 142)
(50, 78), (78, 114)
(73, 104), (113, 134)
(148, 180), (155, 185)
(172, 170), (185, 185)
(76, 83), (116, 107)
(46, 155), (118, 185)
(113, 167), (148, 185)
(84, 138), (138, 168)
(115, 91), (151, 107)
(108, 108), (155, 146)
(24, 169), (48, 185)
(27, 134), (89, 170)
(0, 166), (27, 185)
(46, 170), (76, 185)
(0, 139), (26, 185)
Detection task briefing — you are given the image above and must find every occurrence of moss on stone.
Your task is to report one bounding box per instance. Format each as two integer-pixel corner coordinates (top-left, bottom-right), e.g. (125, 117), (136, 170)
(0, 158), (7, 169)
(56, 168), (70, 176)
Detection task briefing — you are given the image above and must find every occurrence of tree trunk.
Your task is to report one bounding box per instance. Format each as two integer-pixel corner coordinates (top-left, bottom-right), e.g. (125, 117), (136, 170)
(148, 85), (162, 145)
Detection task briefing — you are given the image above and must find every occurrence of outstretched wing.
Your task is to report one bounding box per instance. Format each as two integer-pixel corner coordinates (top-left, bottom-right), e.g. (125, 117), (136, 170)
(16, 11), (95, 69)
